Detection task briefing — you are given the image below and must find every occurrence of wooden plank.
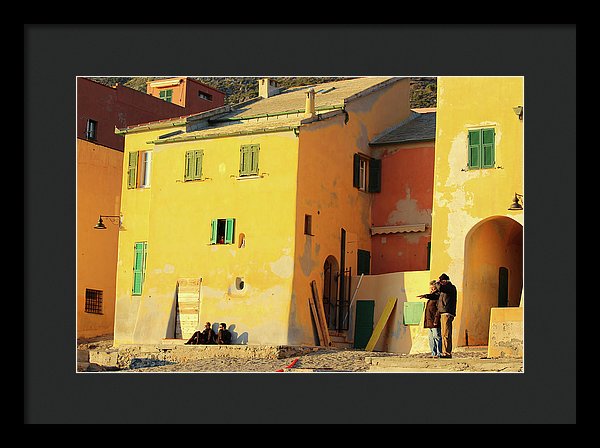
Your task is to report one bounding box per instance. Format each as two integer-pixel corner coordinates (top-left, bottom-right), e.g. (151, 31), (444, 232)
(176, 278), (201, 340)
(311, 280), (331, 346)
(308, 296), (325, 346)
(365, 298), (397, 352)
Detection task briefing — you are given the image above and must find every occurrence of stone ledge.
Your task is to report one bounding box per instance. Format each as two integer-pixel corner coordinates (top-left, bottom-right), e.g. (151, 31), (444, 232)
(365, 355), (523, 373)
(89, 343), (323, 370)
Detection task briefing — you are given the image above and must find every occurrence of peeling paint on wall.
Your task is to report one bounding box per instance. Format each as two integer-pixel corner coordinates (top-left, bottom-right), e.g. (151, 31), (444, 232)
(270, 255), (294, 278)
(299, 238), (320, 276)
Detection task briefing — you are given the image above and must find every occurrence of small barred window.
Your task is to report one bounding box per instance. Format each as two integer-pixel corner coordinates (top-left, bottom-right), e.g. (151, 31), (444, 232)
(85, 289), (103, 314)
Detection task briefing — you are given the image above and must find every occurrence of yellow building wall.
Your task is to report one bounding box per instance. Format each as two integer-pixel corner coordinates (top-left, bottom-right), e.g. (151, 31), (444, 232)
(291, 78), (412, 344)
(487, 307), (524, 357)
(114, 125), (300, 345)
(113, 127), (168, 345)
(77, 139), (123, 338)
(114, 77), (413, 347)
(430, 76), (524, 347)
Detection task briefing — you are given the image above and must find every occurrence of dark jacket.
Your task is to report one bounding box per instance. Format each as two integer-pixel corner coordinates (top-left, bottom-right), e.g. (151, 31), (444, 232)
(216, 329), (232, 345)
(422, 292), (441, 329)
(200, 328), (216, 344)
(437, 282), (457, 316)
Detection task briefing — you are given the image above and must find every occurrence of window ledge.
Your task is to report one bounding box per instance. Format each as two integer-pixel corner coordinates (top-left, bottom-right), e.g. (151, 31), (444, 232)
(235, 174), (263, 180)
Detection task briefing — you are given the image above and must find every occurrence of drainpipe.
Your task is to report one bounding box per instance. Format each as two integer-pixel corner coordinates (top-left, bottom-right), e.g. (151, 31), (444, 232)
(343, 273), (364, 328)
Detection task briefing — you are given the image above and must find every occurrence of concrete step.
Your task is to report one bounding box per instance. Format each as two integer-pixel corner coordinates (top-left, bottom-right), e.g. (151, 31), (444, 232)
(329, 334), (354, 349)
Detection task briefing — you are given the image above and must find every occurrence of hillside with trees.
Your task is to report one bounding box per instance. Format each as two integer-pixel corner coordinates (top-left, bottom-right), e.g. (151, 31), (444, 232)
(87, 76), (437, 108)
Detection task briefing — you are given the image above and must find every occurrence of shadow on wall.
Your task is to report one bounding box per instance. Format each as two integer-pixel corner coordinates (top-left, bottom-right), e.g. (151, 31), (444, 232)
(213, 323), (248, 344)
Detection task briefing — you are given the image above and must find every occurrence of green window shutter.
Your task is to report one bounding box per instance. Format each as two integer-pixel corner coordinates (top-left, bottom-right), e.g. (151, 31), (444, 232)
(194, 150), (204, 180)
(184, 151), (193, 181)
(468, 130), (481, 169)
(240, 145), (259, 176)
(240, 146), (248, 175)
(132, 242), (146, 295)
(250, 145), (259, 174)
(368, 158), (381, 193)
(127, 151), (138, 188)
(481, 128), (495, 168)
(357, 249), (371, 275)
(353, 153), (361, 188)
(210, 219), (218, 244)
(225, 218), (235, 244)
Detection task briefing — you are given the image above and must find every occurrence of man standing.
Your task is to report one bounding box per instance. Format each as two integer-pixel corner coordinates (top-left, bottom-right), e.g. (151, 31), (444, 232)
(436, 273), (457, 358)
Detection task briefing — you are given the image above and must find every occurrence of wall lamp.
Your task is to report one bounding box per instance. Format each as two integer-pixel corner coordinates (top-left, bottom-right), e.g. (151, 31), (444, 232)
(94, 214), (123, 230)
(508, 193), (524, 211)
(513, 106), (523, 120)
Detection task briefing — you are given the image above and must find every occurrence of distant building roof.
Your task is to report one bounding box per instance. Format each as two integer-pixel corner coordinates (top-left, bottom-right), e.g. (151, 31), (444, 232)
(369, 109), (436, 145)
(117, 77), (405, 140)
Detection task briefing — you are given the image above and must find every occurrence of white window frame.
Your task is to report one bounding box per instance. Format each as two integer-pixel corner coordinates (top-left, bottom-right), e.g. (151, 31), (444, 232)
(139, 151), (152, 188)
(358, 157), (368, 191)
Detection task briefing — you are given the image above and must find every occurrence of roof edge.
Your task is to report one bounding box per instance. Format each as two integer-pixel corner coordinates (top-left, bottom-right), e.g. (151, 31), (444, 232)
(343, 77), (406, 105)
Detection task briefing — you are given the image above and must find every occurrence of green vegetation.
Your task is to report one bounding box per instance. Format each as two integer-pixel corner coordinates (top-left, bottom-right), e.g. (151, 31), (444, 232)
(87, 76), (437, 108)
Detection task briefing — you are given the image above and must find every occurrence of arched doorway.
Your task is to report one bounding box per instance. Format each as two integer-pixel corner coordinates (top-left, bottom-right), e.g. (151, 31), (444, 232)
(459, 216), (523, 347)
(323, 255), (339, 329)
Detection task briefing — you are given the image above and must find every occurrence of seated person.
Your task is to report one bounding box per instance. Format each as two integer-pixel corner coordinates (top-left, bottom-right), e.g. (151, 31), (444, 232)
(185, 322), (216, 345)
(216, 322), (232, 345)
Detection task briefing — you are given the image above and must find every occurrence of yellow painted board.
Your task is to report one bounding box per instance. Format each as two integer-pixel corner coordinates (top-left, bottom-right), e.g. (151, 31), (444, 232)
(365, 298), (397, 352)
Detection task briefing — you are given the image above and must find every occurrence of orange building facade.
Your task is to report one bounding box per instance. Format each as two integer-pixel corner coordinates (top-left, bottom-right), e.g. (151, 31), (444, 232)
(146, 78), (225, 113)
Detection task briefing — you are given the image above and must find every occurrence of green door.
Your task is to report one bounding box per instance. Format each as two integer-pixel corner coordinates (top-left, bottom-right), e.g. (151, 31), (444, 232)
(354, 300), (375, 349)
(357, 249), (370, 275)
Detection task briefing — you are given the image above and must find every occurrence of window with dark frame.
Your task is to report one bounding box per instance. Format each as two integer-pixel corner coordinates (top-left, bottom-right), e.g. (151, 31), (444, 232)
(211, 218), (235, 245)
(159, 89), (173, 102)
(86, 119), (98, 140)
(85, 289), (103, 314)
(198, 90), (213, 101)
(353, 153), (381, 192)
(304, 214), (313, 235)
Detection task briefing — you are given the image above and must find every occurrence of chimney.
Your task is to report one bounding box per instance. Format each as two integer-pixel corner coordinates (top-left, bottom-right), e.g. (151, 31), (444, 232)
(258, 78), (280, 98)
(305, 88), (315, 117)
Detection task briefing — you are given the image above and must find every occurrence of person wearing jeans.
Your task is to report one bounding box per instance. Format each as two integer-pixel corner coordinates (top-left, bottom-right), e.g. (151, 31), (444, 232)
(418, 280), (442, 358)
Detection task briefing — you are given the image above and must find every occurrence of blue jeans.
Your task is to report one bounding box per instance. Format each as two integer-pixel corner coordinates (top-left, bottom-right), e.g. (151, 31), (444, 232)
(428, 327), (442, 357)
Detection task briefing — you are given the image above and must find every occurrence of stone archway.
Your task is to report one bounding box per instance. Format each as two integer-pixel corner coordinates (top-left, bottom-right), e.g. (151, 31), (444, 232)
(458, 216), (523, 347)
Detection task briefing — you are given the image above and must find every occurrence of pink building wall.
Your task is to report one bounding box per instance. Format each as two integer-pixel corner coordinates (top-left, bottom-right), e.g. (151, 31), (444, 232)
(370, 140), (435, 274)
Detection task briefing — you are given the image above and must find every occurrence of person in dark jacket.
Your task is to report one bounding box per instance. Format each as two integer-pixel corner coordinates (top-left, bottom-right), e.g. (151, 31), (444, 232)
(418, 280), (442, 358)
(185, 322), (216, 345)
(216, 322), (232, 345)
(436, 273), (457, 358)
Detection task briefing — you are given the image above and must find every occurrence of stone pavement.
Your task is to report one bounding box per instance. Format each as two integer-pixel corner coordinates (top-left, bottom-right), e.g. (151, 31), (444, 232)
(78, 338), (523, 373)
